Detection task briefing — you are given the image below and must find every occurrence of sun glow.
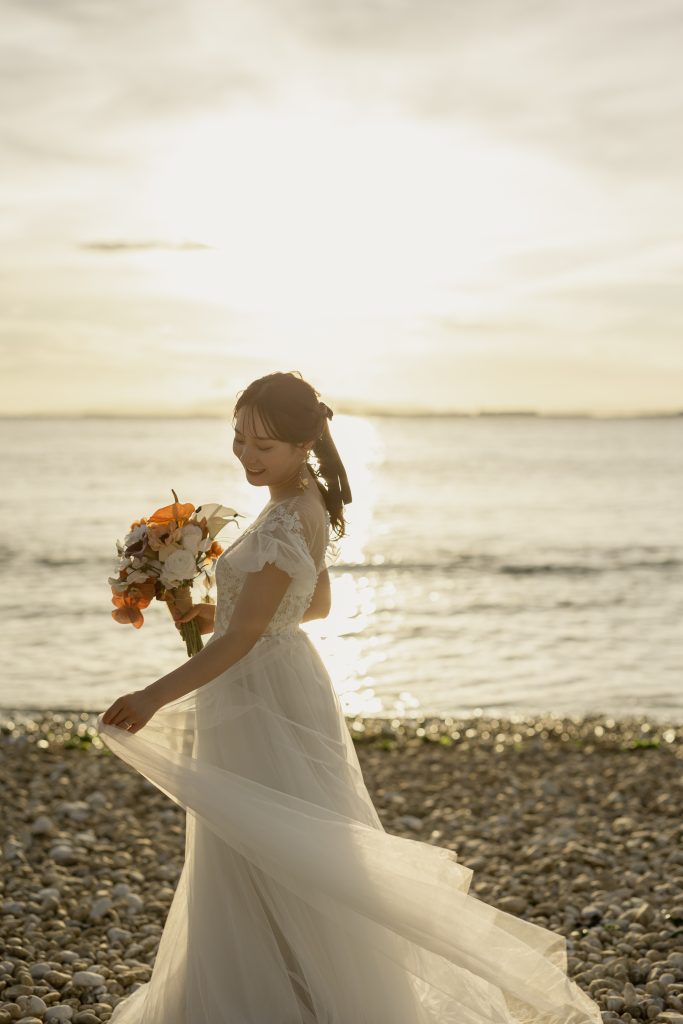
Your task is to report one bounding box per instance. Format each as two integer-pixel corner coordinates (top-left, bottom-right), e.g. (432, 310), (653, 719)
(133, 91), (591, 322)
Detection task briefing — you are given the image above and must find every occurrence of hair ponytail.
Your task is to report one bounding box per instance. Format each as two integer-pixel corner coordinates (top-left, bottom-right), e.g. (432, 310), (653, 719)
(309, 403), (352, 538)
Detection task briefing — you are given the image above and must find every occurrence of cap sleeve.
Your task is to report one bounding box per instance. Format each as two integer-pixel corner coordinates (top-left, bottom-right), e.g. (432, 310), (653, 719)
(226, 502), (318, 595)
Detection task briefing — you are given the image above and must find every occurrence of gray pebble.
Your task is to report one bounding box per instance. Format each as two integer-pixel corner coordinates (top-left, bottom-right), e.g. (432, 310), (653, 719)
(44, 1007), (74, 1022)
(30, 816), (55, 836)
(72, 971), (105, 988)
(43, 970), (71, 988)
(2, 900), (25, 914)
(396, 815), (423, 831)
(57, 801), (90, 823)
(496, 895), (528, 915)
(23, 997), (47, 1016)
(47, 845), (78, 866)
(88, 898), (112, 922)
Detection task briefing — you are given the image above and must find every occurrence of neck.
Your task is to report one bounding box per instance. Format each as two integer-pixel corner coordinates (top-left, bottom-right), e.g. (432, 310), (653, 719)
(268, 466), (312, 502)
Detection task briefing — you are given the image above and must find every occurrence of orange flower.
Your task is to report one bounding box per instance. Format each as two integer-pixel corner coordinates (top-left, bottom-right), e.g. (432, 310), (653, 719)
(111, 581), (156, 629)
(148, 500), (195, 528)
(207, 540), (224, 559)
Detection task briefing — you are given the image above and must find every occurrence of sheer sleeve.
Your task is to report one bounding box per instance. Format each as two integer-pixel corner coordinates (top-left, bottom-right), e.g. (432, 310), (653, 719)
(226, 502), (319, 596)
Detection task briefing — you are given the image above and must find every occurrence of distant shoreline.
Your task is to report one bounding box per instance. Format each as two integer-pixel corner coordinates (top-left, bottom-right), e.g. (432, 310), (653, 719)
(1, 410), (682, 420)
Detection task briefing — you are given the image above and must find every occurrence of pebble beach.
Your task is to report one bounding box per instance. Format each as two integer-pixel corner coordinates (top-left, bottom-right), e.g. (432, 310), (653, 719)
(1, 709), (682, 1024)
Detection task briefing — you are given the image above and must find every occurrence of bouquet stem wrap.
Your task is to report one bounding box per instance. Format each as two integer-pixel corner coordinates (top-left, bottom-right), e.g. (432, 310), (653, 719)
(168, 584), (204, 658)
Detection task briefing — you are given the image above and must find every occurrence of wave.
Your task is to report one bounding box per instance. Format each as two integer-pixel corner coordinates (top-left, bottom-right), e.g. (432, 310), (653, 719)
(341, 555), (682, 576)
(7, 550), (681, 578)
(498, 557), (681, 575)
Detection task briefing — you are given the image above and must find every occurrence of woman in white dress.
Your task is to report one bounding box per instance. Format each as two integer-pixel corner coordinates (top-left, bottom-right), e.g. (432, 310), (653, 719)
(98, 370), (603, 1024)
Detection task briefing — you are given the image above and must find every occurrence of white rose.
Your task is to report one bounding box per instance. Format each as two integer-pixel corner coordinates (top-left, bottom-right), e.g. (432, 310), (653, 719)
(179, 522), (204, 555)
(160, 548), (197, 586)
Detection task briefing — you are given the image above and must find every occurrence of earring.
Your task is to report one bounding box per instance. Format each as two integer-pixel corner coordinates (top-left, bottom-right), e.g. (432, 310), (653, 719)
(297, 453), (310, 491)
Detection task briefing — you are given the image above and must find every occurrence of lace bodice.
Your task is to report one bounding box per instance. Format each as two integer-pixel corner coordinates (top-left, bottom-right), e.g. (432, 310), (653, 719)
(210, 493), (339, 642)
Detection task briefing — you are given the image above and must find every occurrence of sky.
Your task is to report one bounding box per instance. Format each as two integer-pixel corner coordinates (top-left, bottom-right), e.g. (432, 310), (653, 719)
(1, 0), (682, 417)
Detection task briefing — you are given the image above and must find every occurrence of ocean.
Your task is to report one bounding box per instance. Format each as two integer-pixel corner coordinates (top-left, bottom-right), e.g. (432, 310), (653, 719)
(2, 414), (681, 722)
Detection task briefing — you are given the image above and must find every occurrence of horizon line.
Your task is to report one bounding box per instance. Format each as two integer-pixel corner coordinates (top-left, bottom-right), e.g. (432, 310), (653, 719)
(1, 408), (683, 420)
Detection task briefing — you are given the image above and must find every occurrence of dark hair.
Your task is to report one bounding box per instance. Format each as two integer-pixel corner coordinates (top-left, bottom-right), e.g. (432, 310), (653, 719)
(233, 370), (352, 539)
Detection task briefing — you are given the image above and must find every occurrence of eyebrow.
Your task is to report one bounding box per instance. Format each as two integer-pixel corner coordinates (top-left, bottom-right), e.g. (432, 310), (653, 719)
(233, 428), (273, 441)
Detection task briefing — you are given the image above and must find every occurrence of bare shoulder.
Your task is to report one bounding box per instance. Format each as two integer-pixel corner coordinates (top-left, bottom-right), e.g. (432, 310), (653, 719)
(278, 490), (328, 525)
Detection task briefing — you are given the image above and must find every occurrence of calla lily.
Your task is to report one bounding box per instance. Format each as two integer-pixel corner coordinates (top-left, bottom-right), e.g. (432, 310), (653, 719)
(194, 503), (240, 539)
(148, 499), (195, 527)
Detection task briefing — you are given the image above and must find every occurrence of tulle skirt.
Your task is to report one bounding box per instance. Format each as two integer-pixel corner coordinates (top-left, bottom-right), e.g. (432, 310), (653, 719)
(97, 628), (602, 1024)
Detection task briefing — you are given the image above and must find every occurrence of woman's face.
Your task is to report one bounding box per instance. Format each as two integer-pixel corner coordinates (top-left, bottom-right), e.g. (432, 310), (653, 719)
(232, 406), (306, 490)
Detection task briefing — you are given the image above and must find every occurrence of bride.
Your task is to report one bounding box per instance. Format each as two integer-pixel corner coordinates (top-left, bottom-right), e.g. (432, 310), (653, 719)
(98, 370), (602, 1024)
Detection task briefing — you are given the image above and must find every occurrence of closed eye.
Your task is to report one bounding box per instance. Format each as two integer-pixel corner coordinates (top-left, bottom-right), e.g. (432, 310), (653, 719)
(234, 434), (272, 451)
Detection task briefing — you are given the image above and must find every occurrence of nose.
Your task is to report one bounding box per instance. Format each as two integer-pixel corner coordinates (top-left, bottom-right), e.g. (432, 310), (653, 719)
(235, 439), (263, 469)
(239, 451), (262, 471)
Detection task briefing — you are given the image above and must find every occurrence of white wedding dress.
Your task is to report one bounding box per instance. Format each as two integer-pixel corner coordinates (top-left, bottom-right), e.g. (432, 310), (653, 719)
(97, 490), (602, 1024)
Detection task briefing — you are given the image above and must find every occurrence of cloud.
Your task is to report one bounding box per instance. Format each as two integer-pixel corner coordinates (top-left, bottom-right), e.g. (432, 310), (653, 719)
(79, 239), (214, 251)
(259, 0), (683, 182)
(3, 0), (681, 186)
(0, 0), (279, 179)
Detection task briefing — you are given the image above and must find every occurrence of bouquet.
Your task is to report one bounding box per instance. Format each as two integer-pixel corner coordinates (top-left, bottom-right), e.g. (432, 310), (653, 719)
(109, 489), (243, 657)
